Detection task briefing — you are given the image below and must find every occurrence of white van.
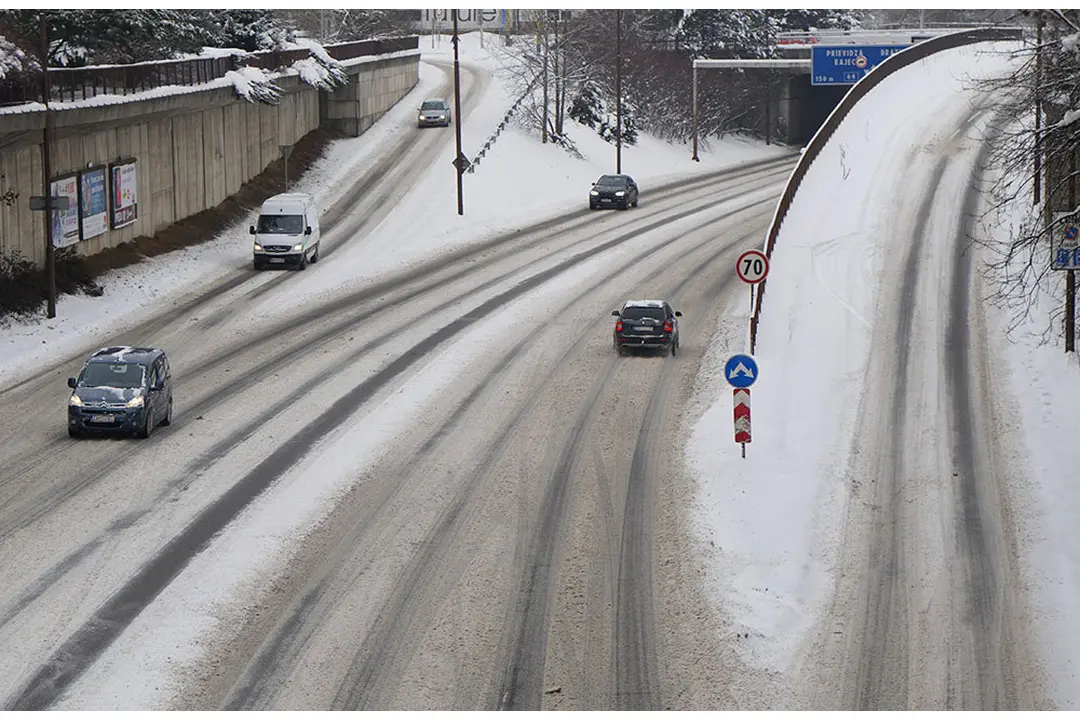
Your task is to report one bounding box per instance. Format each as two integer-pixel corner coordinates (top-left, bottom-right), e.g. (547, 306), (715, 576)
(250, 193), (321, 270)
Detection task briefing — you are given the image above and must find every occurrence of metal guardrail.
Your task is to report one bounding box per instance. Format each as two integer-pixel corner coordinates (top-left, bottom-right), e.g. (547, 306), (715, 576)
(0, 35), (419, 106)
(748, 26), (1024, 353)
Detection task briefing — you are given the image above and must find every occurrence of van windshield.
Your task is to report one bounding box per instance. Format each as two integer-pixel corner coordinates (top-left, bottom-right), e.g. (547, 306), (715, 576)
(257, 214), (304, 235)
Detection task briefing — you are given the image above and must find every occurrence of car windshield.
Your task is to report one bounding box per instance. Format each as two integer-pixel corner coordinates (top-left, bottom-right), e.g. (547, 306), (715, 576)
(256, 214), (304, 234)
(79, 362), (146, 389)
(621, 306), (665, 321)
(596, 176), (627, 187)
(421, 101), (445, 110)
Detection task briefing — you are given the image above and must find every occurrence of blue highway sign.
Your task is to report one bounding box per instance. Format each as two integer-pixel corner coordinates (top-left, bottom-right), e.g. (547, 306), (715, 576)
(811, 45), (909, 86)
(725, 354), (759, 389)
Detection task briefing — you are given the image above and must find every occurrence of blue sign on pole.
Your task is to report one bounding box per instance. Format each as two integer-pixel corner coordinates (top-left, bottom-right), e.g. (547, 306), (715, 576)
(724, 354), (758, 389)
(811, 45), (909, 86)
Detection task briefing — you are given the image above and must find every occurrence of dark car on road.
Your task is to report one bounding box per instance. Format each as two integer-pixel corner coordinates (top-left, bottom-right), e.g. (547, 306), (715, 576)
(590, 174), (639, 210)
(67, 346), (174, 439)
(612, 300), (681, 355)
(417, 99), (452, 127)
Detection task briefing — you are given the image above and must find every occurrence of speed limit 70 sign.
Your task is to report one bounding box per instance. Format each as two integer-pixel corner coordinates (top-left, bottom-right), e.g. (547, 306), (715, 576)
(736, 250), (769, 284)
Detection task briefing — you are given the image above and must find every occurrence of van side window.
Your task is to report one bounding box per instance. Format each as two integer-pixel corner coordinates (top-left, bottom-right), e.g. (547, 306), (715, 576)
(162, 357), (171, 378)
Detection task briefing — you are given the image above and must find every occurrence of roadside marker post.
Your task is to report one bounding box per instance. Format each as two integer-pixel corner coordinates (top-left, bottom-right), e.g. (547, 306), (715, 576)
(724, 353), (758, 458)
(734, 388), (751, 457)
(736, 249), (769, 315)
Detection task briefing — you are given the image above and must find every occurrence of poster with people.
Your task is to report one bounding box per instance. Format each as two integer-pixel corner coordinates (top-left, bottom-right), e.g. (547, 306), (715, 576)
(49, 174), (79, 248)
(109, 159), (138, 229)
(79, 166), (108, 240)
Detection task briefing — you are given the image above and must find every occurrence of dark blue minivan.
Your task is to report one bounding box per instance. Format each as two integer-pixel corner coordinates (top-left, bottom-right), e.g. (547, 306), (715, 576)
(67, 346), (174, 438)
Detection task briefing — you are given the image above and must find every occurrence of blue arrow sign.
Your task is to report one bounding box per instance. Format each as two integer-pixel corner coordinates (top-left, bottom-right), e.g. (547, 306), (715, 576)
(725, 354), (758, 388)
(1066, 225), (1079, 241)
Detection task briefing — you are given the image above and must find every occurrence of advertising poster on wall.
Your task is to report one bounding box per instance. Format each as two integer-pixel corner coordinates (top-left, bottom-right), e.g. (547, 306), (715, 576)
(109, 159), (138, 229)
(79, 166), (108, 240)
(49, 174), (80, 248)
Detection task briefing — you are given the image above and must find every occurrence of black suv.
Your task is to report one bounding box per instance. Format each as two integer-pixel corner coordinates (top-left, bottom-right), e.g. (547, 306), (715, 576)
(67, 346), (174, 438)
(612, 300), (682, 355)
(589, 174), (639, 210)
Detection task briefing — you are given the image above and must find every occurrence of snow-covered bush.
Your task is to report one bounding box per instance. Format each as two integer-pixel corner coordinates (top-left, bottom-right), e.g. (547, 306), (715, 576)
(225, 65), (280, 104)
(0, 33), (37, 81)
(288, 40), (346, 90)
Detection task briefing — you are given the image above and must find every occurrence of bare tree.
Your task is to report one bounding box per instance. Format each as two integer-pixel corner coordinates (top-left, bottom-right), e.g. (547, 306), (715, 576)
(975, 10), (1080, 341)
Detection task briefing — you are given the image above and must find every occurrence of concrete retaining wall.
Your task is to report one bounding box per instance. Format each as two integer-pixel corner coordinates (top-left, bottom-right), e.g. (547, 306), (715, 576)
(0, 51), (419, 268)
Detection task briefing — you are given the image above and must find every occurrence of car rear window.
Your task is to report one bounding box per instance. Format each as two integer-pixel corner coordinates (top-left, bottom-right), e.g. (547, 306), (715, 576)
(621, 307), (665, 321)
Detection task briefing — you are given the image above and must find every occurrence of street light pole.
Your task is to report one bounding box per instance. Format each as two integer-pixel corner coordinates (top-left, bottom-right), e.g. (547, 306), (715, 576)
(1035, 11), (1044, 206)
(692, 61), (699, 161)
(452, 10), (464, 215)
(615, 8), (622, 174)
(40, 12), (56, 319)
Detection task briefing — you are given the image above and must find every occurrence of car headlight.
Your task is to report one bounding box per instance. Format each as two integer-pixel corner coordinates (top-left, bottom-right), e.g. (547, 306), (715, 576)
(254, 243), (263, 251)
(590, 190), (599, 196)
(69, 394), (83, 407)
(615, 191), (625, 196)
(292, 243), (303, 251)
(126, 396), (144, 408)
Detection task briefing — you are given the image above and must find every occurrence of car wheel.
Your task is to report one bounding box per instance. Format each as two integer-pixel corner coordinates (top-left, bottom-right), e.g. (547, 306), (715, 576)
(297, 251), (308, 271)
(632, 197), (639, 207)
(160, 398), (173, 427)
(619, 200), (628, 210)
(590, 202), (597, 210)
(671, 341), (677, 356)
(310, 243), (320, 264)
(137, 406), (154, 439)
(253, 259), (263, 271)
(68, 426), (81, 439)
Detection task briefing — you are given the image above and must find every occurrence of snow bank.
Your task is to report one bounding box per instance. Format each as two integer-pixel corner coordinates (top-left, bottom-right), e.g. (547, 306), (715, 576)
(987, 148), (1080, 708)
(686, 42), (1017, 675)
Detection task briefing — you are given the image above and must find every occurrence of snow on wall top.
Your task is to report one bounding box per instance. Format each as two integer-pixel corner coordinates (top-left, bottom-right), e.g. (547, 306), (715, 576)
(0, 47), (419, 115)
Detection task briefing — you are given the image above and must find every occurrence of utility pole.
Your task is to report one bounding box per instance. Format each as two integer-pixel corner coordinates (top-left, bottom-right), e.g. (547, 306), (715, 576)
(1035, 11), (1044, 206)
(1068, 145), (1076, 352)
(452, 10), (464, 215)
(692, 61), (699, 161)
(615, 8), (622, 174)
(540, 10), (548, 143)
(40, 12), (56, 319)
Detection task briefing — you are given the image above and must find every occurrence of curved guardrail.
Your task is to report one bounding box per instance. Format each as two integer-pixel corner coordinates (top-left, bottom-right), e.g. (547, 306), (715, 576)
(748, 26), (1024, 353)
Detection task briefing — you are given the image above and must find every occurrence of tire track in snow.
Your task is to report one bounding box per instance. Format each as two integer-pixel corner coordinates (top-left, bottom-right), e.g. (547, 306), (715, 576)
(225, 203), (771, 711)
(4, 181), (780, 711)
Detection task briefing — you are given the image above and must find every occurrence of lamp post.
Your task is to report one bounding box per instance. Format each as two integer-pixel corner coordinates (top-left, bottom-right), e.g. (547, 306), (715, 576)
(452, 10), (464, 215)
(615, 8), (622, 174)
(40, 12), (56, 319)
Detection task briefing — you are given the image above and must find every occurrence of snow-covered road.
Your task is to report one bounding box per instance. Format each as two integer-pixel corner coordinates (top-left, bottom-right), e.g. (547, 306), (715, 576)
(0, 157), (793, 710)
(9, 29), (1070, 713)
(0, 33), (797, 709)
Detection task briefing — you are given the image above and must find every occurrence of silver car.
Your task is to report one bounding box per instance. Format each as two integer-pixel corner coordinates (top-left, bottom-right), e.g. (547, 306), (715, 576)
(418, 99), (452, 127)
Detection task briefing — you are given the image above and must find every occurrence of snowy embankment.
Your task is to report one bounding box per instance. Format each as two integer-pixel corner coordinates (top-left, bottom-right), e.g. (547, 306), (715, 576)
(986, 159), (1080, 706)
(0, 31), (786, 390)
(684, 41), (1019, 680)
